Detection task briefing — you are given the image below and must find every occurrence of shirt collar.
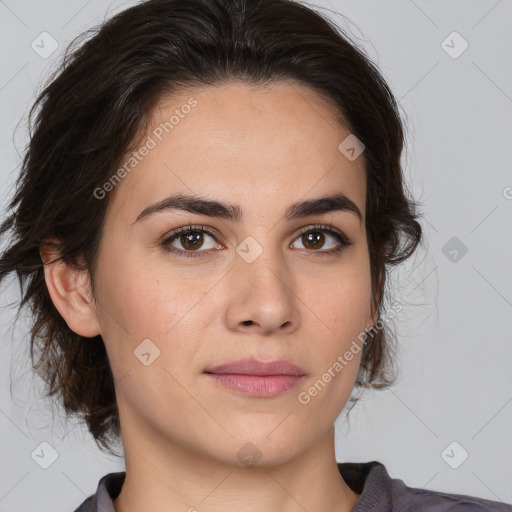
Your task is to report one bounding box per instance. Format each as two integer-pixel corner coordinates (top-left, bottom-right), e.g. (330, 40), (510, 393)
(74, 460), (392, 512)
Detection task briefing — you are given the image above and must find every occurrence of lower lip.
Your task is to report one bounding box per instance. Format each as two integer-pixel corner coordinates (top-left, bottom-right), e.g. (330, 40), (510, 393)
(205, 373), (305, 397)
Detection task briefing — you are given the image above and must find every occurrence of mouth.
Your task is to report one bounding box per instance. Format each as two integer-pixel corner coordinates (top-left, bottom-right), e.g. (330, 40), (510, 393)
(203, 358), (307, 397)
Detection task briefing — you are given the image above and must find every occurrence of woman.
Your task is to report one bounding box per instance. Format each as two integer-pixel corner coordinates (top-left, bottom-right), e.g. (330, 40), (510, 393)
(0, 0), (510, 511)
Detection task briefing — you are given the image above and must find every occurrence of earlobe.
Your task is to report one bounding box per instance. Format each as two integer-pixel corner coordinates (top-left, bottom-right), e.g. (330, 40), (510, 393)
(40, 243), (101, 338)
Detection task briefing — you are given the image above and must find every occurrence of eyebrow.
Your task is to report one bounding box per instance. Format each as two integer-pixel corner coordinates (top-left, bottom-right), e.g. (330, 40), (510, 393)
(132, 191), (363, 225)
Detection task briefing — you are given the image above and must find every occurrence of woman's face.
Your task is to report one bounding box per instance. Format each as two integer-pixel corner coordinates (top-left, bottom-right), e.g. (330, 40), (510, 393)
(91, 81), (376, 466)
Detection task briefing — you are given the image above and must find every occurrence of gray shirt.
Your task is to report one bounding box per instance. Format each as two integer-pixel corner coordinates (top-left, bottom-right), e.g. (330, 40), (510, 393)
(72, 460), (512, 511)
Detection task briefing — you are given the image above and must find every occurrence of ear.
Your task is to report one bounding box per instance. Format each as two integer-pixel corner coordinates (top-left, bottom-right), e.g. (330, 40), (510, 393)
(40, 240), (101, 338)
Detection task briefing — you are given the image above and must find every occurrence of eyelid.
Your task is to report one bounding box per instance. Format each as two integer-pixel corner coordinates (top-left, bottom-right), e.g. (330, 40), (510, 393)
(162, 224), (218, 241)
(160, 224), (221, 251)
(162, 223), (348, 242)
(160, 222), (353, 257)
(293, 223), (350, 243)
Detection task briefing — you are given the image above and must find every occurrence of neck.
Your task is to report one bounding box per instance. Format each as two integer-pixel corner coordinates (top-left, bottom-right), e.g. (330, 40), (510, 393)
(113, 422), (359, 512)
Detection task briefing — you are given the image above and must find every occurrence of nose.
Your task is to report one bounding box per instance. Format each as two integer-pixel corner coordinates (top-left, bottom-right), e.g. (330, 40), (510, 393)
(224, 246), (300, 336)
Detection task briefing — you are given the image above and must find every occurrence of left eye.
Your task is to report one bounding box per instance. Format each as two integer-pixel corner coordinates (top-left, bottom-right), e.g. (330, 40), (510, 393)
(161, 224), (352, 258)
(291, 225), (352, 253)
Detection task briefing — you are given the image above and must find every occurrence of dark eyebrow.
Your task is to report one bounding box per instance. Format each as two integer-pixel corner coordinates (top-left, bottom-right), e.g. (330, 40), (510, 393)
(132, 192), (363, 225)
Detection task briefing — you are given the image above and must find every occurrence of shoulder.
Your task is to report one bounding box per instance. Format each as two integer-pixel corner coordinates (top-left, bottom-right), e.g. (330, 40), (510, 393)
(338, 461), (512, 512)
(383, 462), (512, 511)
(71, 471), (125, 512)
(390, 476), (512, 511)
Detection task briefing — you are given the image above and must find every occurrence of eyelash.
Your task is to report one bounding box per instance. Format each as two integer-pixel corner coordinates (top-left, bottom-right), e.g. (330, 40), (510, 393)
(160, 223), (353, 259)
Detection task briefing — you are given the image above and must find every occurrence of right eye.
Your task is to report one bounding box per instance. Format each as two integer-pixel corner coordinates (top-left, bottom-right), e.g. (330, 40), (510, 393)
(161, 225), (224, 258)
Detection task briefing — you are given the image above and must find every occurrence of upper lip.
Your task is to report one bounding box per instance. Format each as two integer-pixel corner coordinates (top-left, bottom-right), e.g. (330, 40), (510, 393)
(205, 358), (307, 376)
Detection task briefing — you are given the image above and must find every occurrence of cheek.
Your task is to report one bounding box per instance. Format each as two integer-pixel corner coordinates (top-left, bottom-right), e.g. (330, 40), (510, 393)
(305, 277), (371, 407)
(94, 254), (215, 381)
(94, 238), (190, 337)
(302, 254), (372, 388)
(314, 256), (373, 337)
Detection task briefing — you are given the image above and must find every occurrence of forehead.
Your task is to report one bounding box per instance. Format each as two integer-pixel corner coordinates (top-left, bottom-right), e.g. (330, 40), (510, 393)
(106, 81), (367, 225)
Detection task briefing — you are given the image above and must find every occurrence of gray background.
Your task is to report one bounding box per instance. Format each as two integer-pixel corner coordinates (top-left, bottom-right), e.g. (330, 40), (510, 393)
(1, 0), (511, 510)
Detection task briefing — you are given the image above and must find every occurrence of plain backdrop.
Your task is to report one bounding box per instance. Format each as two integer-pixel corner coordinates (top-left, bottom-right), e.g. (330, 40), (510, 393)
(0, 1), (511, 510)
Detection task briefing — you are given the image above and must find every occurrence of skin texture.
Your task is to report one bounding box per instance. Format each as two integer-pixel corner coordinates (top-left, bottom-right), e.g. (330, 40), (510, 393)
(42, 82), (377, 512)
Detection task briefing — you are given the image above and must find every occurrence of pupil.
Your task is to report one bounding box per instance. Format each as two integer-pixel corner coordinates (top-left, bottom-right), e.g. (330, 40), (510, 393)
(183, 232), (203, 250)
(305, 232), (323, 249)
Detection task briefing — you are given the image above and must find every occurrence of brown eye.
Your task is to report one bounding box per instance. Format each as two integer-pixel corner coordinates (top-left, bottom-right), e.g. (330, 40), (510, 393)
(301, 231), (326, 250)
(291, 225), (353, 255)
(179, 231), (205, 250)
(161, 225), (222, 258)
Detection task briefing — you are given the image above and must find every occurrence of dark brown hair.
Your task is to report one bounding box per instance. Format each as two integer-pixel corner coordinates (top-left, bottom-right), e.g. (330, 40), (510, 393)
(0, 0), (422, 455)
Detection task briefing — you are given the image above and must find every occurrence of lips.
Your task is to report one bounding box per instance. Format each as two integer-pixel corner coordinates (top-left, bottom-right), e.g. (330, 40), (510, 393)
(204, 358), (307, 397)
(204, 358), (307, 376)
